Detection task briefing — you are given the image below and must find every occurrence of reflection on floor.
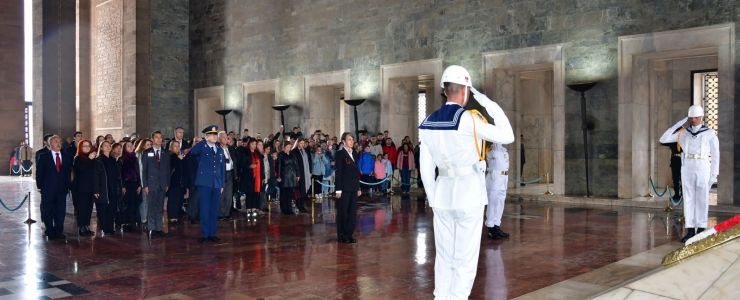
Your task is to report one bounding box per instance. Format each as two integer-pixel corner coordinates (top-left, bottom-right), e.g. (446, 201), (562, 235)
(0, 176), (734, 299)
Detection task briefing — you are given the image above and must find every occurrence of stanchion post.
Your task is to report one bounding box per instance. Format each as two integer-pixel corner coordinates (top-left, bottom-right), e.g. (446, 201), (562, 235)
(545, 173), (554, 195)
(24, 192), (36, 224)
(646, 175), (655, 198)
(311, 180), (316, 201)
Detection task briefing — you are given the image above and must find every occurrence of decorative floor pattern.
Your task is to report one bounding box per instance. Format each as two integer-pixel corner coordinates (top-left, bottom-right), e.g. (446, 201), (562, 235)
(0, 272), (88, 299)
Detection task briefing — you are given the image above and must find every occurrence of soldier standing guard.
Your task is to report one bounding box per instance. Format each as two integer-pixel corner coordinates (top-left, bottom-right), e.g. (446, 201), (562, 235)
(418, 65), (514, 299)
(660, 128), (684, 203)
(188, 125), (226, 243)
(485, 143), (510, 239)
(659, 105), (719, 243)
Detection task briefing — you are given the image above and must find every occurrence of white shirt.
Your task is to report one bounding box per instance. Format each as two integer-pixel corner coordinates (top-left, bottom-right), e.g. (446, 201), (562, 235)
(222, 146), (233, 171)
(419, 101), (514, 209)
(51, 150), (62, 164)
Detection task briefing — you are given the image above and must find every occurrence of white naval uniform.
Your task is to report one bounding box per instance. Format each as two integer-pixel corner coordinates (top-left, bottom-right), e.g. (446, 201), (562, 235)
(419, 100), (514, 300)
(659, 118), (719, 229)
(485, 144), (509, 228)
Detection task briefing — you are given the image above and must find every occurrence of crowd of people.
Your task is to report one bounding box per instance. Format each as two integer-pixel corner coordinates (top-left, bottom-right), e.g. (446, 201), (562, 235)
(31, 125), (423, 242)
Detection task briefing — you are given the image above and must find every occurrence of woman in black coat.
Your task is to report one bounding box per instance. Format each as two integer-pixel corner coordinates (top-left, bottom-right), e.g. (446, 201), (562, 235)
(96, 141), (120, 235)
(72, 140), (99, 236)
(167, 141), (189, 223)
(276, 141), (299, 215)
(120, 140), (141, 231)
(241, 139), (265, 217)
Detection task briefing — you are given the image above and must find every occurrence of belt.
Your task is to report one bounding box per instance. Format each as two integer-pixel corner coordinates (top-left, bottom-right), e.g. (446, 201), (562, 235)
(486, 170), (508, 175)
(686, 154), (707, 159)
(439, 162), (485, 177)
(673, 154), (681, 158)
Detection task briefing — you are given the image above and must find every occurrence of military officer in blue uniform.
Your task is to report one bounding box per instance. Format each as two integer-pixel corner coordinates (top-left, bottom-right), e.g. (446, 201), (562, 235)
(188, 125), (226, 243)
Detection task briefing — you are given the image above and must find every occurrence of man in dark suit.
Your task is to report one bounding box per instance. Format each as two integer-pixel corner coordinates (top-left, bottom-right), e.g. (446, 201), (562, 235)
(35, 135), (72, 240)
(334, 132), (361, 244)
(141, 131), (171, 238)
(291, 139), (312, 213)
(167, 127), (191, 153)
(35, 134), (53, 164)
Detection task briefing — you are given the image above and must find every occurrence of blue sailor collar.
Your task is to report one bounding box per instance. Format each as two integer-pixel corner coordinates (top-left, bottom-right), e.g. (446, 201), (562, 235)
(686, 124), (710, 137)
(418, 103), (465, 131)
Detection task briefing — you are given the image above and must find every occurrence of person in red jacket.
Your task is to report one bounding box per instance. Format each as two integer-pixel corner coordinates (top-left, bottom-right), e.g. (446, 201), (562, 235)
(381, 138), (398, 169)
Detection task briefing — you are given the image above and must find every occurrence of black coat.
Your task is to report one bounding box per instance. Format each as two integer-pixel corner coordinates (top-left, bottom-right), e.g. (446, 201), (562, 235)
(277, 151), (299, 188)
(334, 147), (360, 192)
(36, 150), (72, 195)
(72, 156), (108, 195)
(239, 150), (265, 193)
(169, 153), (190, 189)
(98, 155), (122, 201)
(291, 148), (312, 188)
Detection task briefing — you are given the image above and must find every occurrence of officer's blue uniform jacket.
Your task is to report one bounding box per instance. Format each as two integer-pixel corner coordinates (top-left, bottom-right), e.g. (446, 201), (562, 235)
(188, 140), (225, 189)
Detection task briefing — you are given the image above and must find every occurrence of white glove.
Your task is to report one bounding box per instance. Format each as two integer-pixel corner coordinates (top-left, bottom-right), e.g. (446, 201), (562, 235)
(470, 87), (495, 107)
(670, 117), (689, 132)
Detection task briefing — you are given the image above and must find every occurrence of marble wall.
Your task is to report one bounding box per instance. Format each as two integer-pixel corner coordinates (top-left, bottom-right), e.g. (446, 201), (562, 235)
(188, 0), (738, 197)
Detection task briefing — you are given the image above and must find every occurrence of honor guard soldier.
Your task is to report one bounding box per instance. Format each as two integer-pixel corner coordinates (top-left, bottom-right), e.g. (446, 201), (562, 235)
(418, 65), (514, 299)
(189, 125), (226, 243)
(659, 105), (719, 243)
(660, 128), (684, 203)
(485, 142), (510, 239)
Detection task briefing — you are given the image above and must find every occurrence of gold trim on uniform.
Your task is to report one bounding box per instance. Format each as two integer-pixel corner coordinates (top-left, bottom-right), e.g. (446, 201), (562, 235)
(468, 109), (488, 161)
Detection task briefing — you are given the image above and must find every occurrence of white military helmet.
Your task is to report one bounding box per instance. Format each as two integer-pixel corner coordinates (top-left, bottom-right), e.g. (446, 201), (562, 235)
(687, 105), (704, 118)
(440, 65), (473, 88)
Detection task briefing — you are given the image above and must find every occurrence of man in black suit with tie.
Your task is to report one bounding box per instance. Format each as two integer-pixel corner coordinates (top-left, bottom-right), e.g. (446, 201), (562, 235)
(334, 132), (361, 244)
(141, 131), (171, 238)
(35, 135), (72, 240)
(292, 139), (312, 213)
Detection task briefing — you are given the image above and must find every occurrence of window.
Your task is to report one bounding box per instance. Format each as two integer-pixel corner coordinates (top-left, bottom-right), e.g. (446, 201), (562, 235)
(417, 92), (427, 138)
(691, 70), (719, 131)
(24, 104), (32, 145)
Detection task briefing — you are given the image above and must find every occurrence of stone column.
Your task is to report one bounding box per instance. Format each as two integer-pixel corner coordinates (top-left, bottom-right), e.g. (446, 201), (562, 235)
(76, 0), (91, 137)
(0, 0), (25, 175)
(42, 0), (77, 139)
(387, 78), (418, 142)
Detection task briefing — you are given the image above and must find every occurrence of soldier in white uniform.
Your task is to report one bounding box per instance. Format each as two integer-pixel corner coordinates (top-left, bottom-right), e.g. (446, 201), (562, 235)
(485, 143), (510, 239)
(419, 65), (514, 299)
(658, 105), (719, 243)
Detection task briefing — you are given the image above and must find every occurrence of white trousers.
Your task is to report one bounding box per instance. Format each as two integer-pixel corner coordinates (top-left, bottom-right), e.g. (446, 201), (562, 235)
(681, 161), (711, 228)
(432, 205), (485, 300)
(485, 173), (508, 227)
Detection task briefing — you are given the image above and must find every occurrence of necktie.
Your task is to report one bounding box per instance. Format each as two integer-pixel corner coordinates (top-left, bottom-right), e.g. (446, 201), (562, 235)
(156, 150), (160, 163)
(55, 153), (61, 172)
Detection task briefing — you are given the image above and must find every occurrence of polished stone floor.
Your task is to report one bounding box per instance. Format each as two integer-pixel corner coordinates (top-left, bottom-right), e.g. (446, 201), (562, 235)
(0, 176), (734, 299)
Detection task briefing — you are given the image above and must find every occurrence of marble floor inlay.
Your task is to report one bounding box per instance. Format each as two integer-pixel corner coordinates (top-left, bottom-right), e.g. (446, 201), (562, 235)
(0, 176), (735, 299)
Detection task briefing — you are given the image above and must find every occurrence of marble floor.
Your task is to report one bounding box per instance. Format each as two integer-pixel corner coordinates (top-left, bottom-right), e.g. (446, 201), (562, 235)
(0, 176), (735, 299)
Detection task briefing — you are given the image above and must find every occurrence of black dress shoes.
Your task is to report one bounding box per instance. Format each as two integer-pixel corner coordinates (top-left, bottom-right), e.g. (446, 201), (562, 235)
(199, 237), (208, 243)
(681, 228), (696, 243)
(487, 226), (510, 239)
(208, 236), (222, 243)
(339, 238), (357, 244)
